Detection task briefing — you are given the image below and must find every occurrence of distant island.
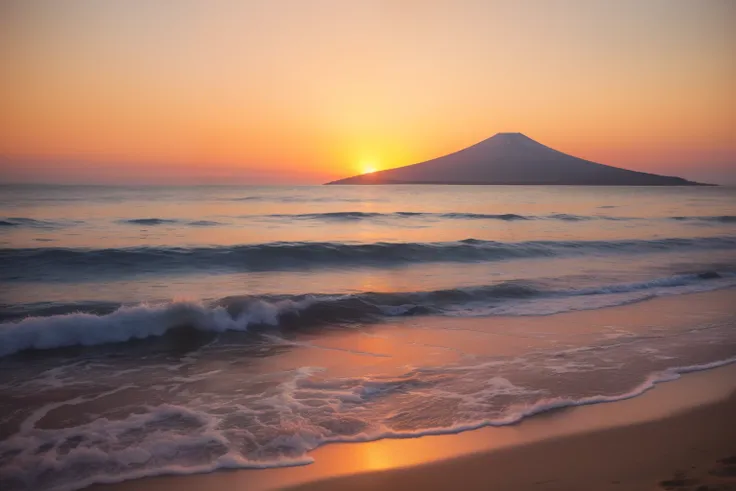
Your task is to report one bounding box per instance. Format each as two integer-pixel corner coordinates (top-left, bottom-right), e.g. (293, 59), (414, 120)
(326, 133), (709, 186)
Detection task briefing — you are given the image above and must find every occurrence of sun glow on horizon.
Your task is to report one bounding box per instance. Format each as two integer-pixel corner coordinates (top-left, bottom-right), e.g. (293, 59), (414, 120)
(1, 1), (734, 184)
(360, 161), (379, 175)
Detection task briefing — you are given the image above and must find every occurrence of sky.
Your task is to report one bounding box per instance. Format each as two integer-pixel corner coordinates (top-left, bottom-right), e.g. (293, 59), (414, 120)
(1, 0), (734, 185)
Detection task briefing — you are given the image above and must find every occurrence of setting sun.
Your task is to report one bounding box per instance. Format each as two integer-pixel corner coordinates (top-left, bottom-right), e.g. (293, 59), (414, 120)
(360, 162), (378, 174)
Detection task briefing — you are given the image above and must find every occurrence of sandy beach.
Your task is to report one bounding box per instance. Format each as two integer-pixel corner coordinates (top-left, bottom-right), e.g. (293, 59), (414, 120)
(88, 298), (736, 491)
(286, 365), (736, 491)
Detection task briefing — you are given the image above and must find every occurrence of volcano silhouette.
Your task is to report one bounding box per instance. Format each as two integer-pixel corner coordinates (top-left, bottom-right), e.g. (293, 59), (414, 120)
(326, 133), (706, 186)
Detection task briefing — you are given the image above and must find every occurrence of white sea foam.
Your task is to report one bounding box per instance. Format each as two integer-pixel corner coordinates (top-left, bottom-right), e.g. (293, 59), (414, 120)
(0, 401), (313, 491)
(5, 356), (735, 491)
(0, 298), (317, 358)
(2, 272), (734, 358)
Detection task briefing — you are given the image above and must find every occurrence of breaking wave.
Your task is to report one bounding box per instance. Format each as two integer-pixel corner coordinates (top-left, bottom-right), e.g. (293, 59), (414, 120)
(1, 271), (733, 358)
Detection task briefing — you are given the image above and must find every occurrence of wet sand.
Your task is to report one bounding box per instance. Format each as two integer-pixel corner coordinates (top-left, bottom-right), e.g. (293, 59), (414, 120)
(287, 365), (736, 491)
(90, 361), (736, 491)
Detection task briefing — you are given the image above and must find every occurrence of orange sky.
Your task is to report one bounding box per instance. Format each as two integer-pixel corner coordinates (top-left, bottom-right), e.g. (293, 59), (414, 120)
(1, 0), (734, 184)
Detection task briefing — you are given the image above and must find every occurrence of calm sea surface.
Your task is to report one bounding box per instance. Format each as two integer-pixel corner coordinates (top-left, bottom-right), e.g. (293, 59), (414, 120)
(1, 184), (735, 490)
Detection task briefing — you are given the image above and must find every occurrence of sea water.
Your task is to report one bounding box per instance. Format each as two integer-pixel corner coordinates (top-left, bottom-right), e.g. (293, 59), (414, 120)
(1, 184), (735, 490)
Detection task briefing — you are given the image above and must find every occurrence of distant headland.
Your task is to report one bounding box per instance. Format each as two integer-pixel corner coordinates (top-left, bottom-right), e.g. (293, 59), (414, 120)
(326, 133), (710, 186)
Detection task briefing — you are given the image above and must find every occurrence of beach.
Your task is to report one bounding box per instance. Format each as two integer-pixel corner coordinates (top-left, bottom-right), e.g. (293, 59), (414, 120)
(1, 185), (734, 491)
(72, 288), (736, 491)
(91, 347), (736, 491)
(288, 364), (736, 491)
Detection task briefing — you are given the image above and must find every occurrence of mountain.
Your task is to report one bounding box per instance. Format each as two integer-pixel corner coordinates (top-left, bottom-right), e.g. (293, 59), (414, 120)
(325, 133), (708, 186)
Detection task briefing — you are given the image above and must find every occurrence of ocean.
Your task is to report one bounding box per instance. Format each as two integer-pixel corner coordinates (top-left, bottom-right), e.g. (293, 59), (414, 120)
(1, 184), (735, 491)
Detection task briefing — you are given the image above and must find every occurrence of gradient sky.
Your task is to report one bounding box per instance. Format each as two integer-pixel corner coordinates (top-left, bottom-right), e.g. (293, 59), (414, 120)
(1, 0), (734, 185)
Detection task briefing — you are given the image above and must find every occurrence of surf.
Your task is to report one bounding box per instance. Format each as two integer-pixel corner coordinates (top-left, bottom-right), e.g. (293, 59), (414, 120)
(1, 271), (733, 358)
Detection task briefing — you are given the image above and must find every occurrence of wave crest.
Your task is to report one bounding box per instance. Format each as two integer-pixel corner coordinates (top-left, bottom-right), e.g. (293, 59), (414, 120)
(1, 271), (733, 357)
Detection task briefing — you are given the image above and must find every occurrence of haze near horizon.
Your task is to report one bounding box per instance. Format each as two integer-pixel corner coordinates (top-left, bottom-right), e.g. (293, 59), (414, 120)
(1, 0), (734, 185)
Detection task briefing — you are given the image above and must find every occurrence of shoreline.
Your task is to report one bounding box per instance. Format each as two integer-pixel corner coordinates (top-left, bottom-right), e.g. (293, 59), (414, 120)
(288, 363), (736, 491)
(90, 359), (736, 491)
